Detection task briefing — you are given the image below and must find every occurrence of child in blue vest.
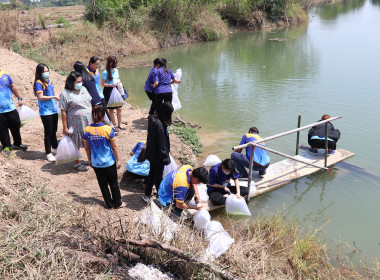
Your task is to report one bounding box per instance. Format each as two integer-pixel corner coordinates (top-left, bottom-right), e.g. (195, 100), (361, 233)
(83, 105), (126, 209)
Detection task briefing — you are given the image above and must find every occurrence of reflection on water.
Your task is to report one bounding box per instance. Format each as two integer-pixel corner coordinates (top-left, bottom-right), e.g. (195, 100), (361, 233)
(314, 0), (365, 20)
(119, 0), (380, 258)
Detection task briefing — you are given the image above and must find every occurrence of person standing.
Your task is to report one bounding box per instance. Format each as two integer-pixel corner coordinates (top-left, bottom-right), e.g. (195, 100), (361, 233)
(33, 63), (59, 162)
(149, 58), (181, 115)
(144, 58), (160, 114)
(207, 159), (248, 206)
(83, 105), (126, 209)
(59, 71), (92, 171)
(87, 56), (112, 124)
(101, 56), (124, 132)
(231, 127), (270, 178)
(73, 61), (102, 107)
(143, 102), (174, 202)
(0, 69), (27, 155)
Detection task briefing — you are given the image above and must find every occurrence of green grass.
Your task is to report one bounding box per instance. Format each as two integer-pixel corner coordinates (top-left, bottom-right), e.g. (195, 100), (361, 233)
(170, 125), (203, 156)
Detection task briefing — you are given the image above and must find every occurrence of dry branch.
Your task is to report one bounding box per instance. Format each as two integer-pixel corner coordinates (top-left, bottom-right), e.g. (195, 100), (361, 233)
(116, 234), (239, 280)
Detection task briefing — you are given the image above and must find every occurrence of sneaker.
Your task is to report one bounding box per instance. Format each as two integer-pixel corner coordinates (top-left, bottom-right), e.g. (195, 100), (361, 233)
(142, 194), (150, 203)
(3, 147), (12, 156)
(52, 149), (58, 155)
(46, 153), (56, 162)
(327, 150), (335, 155)
(308, 148), (318, 156)
(74, 163), (88, 171)
(12, 144), (28, 151)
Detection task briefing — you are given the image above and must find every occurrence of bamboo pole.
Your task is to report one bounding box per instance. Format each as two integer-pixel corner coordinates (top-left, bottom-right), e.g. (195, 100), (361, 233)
(296, 115), (301, 155)
(324, 122), (328, 167)
(246, 149), (254, 203)
(250, 143), (328, 170)
(233, 116), (342, 151)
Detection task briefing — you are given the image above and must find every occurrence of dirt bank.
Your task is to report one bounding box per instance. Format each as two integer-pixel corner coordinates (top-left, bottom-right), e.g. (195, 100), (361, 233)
(0, 47), (196, 221)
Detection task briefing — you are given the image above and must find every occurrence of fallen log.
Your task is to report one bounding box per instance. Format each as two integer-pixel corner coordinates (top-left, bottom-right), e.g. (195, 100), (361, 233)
(116, 234), (238, 280)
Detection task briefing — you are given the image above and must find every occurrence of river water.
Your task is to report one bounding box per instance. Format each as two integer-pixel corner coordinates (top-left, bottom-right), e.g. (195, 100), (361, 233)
(119, 0), (380, 258)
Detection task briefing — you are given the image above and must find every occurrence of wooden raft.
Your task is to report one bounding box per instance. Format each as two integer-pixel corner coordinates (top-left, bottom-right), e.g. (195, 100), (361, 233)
(193, 148), (355, 213)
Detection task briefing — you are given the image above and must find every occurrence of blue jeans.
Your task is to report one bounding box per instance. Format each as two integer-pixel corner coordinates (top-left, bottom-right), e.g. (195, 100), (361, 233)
(231, 152), (268, 177)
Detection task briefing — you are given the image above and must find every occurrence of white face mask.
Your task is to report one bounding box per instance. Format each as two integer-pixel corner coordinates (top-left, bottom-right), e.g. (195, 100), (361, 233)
(222, 169), (230, 175)
(74, 82), (83, 90)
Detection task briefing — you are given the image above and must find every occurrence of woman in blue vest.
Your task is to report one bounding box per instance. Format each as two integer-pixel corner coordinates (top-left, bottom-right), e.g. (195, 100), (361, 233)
(33, 63), (59, 162)
(148, 58), (181, 115)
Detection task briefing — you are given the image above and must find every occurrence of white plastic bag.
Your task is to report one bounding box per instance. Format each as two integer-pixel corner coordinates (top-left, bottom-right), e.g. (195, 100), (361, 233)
(17, 105), (38, 127)
(207, 230), (235, 258)
(104, 113), (112, 126)
(107, 88), (125, 107)
(250, 183), (257, 195)
(204, 155), (222, 167)
(197, 183), (209, 202)
(136, 202), (179, 241)
(171, 69), (182, 112)
(225, 194), (251, 216)
(204, 221), (225, 240)
(163, 154), (177, 178)
(193, 209), (211, 229)
(56, 101), (61, 116)
(55, 127), (82, 165)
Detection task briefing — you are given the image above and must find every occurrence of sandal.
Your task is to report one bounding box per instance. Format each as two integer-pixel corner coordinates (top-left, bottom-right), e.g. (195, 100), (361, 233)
(118, 126), (126, 130)
(74, 163), (88, 171)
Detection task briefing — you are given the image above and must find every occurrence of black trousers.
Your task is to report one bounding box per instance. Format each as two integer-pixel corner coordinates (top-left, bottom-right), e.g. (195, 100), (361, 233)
(208, 185), (249, 206)
(100, 98), (111, 121)
(0, 109), (22, 149)
(308, 139), (337, 150)
(40, 113), (58, 154)
(145, 90), (155, 101)
(145, 162), (165, 197)
(170, 185), (195, 217)
(93, 163), (122, 209)
(149, 92), (172, 115)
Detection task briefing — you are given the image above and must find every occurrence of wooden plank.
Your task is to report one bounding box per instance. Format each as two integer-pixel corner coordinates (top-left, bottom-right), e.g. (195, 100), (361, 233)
(192, 148), (355, 213)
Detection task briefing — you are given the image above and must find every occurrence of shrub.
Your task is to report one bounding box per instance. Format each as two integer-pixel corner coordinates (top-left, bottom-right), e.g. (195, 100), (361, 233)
(170, 125), (203, 156)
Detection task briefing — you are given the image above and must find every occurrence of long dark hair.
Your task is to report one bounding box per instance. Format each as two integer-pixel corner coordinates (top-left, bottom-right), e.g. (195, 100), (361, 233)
(89, 56), (99, 66)
(65, 71), (82, 90)
(33, 63), (49, 96)
(153, 58), (163, 67)
(137, 144), (147, 162)
(160, 58), (168, 73)
(156, 102), (174, 125)
(92, 105), (105, 124)
(73, 61), (94, 82)
(106, 56), (117, 82)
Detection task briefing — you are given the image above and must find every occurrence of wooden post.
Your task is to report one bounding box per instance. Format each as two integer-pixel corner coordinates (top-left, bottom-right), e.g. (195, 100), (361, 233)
(324, 122), (328, 167)
(296, 115), (301, 155)
(246, 148), (254, 203)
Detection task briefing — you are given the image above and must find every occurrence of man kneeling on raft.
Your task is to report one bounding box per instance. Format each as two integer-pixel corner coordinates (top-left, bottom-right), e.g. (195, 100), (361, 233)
(158, 165), (209, 218)
(207, 159), (249, 206)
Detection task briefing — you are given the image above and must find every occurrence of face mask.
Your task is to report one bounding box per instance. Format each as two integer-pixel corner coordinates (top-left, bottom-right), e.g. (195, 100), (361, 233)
(42, 72), (50, 79)
(112, 64), (117, 68)
(74, 82), (83, 90)
(222, 169), (230, 175)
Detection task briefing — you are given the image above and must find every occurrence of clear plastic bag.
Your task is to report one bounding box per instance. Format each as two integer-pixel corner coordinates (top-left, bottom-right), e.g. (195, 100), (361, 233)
(203, 155), (222, 167)
(207, 230), (234, 258)
(55, 127), (82, 165)
(204, 221), (225, 240)
(225, 194), (251, 216)
(171, 69), (182, 112)
(163, 154), (177, 178)
(197, 183), (209, 202)
(107, 88), (125, 107)
(56, 101), (61, 116)
(193, 209), (211, 229)
(17, 105), (38, 127)
(104, 113), (112, 126)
